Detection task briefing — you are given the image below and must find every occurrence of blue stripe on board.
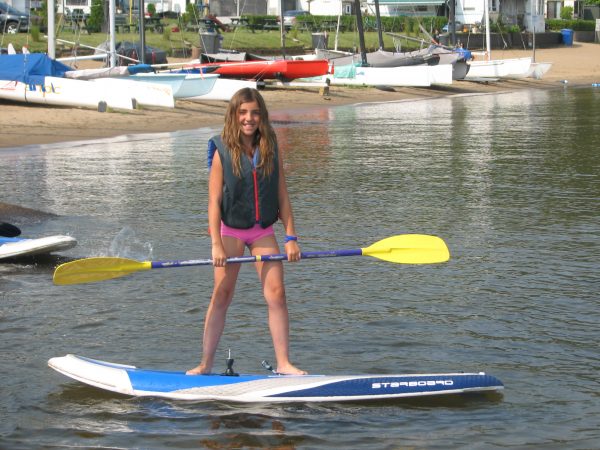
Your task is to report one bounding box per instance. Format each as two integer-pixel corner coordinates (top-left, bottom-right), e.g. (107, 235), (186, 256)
(267, 375), (503, 398)
(127, 369), (269, 393)
(0, 237), (24, 244)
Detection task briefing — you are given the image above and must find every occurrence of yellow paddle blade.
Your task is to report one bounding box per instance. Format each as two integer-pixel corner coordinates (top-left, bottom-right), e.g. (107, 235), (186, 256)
(362, 234), (450, 264)
(53, 257), (152, 285)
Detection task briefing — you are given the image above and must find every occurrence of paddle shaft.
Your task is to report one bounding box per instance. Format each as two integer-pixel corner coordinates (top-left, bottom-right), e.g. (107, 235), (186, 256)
(52, 234), (449, 285)
(150, 249), (364, 269)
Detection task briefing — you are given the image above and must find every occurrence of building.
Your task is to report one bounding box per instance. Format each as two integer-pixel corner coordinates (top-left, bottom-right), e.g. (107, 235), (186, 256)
(4, 0), (585, 25)
(5, 0), (41, 12)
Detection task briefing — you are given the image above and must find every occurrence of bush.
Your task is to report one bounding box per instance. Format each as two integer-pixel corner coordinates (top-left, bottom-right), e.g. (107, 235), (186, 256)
(30, 25), (41, 41)
(571, 19), (596, 30)
(244, 15), (277, 29)
(490, 21), (501, 32)
(86, 0), (104, 33)
(182, 3), (197, 24)
(546, 18), (596, 31)
(560, 6), (573, 20)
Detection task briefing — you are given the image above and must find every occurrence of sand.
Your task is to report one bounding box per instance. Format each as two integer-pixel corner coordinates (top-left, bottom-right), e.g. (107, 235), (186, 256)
(1, 42), (599, 149)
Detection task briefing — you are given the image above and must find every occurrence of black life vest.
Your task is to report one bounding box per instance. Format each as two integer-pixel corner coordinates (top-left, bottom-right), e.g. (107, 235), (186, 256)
(208, 135), (279, 229)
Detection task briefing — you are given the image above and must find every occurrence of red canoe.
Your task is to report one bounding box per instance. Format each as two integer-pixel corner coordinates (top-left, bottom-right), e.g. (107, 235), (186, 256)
(185, 59), (331, 81)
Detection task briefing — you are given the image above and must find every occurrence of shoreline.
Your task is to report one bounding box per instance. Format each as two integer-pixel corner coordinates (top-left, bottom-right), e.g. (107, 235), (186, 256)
(1, 43), (599, 149)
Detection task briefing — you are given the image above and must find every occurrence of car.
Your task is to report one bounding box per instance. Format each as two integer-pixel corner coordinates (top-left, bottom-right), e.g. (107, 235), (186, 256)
(0, 1), (34, 34)
(442, 20), (463, 33)
(282, 9), (310, 27)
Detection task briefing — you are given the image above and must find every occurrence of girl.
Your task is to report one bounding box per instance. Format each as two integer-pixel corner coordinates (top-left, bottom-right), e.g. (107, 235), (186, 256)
(187, 88), (306, 376)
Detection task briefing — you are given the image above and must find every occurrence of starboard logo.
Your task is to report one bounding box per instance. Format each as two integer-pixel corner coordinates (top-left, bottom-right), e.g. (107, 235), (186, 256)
(372, 380), (454, 389)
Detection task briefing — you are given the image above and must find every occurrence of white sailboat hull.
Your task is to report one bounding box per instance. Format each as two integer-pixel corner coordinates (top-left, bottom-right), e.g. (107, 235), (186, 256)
(302, 64), (453, 87)
(0, 76), (135, 110)
(510, 62), (553, 80)
(528, 62), (552, 80)
(176, 74), (220, 98)
(185, 78), (257, 101)
(91, 78), (175, 108)
(427, 64), (454, 85)
(465, 57), (532, 79)
(130, 73), (219, 99)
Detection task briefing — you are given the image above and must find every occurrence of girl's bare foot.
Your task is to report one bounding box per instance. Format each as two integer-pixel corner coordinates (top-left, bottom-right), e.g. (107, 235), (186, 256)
(186, 364), (211, 375)
(276, 363), (307, 375)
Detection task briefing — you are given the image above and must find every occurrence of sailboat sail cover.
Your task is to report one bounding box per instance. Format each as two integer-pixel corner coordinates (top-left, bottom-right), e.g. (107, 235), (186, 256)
(0, 54), (72, 85)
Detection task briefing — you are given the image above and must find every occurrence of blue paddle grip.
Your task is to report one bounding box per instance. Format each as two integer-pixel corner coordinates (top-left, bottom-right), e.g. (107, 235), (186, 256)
(150, 249), (363, 269)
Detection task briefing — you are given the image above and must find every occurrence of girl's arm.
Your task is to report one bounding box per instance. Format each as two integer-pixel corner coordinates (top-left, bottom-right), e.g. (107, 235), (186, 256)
(277, 152), (301, 261)
(208, 152), (227, 266)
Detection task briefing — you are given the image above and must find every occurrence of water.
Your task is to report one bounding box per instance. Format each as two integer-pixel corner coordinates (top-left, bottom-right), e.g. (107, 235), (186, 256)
(1, 87), (599, 448)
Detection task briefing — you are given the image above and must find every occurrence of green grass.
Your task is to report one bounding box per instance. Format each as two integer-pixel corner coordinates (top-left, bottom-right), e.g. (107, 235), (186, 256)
(3, 19), (425, 58)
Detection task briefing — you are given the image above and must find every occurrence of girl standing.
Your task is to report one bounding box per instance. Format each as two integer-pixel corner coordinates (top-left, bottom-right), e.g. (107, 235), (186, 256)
(187, 88), (306, 376)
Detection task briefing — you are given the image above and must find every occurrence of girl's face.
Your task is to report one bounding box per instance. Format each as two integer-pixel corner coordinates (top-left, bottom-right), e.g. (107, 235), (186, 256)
(238, 100), (261, 139)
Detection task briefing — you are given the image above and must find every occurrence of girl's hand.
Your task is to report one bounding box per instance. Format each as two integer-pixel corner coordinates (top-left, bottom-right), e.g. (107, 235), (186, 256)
(285, 240), (301, 262)
(212, 244), (228, 267)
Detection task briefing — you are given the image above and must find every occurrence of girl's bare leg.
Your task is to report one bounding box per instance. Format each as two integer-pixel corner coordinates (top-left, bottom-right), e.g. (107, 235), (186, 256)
(252, 236), (306, 375)
(187, 237), (244, 375)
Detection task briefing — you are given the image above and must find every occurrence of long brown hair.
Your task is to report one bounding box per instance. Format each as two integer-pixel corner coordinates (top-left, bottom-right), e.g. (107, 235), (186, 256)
(221, 88), (277, 177)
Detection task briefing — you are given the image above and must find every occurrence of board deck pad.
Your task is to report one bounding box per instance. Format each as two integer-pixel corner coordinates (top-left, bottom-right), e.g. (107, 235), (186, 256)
(48, 354), (504, 403)
(0, 235), (77, 260)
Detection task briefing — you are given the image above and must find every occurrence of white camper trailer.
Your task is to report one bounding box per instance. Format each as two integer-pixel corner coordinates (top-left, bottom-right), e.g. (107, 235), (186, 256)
(56, 0), (186, 17)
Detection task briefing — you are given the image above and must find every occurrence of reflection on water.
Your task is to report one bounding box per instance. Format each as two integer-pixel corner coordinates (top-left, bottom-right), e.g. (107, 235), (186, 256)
(1, 87), (599, 448)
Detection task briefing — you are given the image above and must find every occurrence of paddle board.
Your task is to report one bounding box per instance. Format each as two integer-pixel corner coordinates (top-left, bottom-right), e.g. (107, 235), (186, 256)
(0, 235), (77, 260)
(48, 354), (504, 403)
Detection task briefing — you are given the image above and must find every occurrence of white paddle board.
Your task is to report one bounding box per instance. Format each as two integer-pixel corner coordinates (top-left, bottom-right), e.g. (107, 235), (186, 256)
(49, 354), (504, 403)
(0, 235), (77, 260)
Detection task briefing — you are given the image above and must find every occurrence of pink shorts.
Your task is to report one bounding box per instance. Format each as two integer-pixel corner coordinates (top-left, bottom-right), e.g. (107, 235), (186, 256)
(220, 222), (274, 246)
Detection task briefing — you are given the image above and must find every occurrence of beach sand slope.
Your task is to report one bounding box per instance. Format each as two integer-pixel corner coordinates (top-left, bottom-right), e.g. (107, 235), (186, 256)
(1, 43), (598, 149)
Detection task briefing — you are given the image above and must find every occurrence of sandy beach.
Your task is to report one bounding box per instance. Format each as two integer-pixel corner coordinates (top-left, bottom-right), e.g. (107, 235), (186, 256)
(1, 42), (599, 149)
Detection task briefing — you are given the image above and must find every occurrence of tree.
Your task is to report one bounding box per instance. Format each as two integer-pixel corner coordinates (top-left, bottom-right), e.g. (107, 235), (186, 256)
(86, 0), (104, 33)
(560, 5), (573, 19)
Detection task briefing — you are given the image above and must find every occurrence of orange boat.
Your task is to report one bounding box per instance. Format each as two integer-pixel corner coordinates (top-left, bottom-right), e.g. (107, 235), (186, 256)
(185, 59), (331, 81)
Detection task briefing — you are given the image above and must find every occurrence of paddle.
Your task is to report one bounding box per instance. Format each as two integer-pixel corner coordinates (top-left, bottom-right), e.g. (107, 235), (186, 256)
(0, 222), (21, 237)
(53, 234), (450, 286)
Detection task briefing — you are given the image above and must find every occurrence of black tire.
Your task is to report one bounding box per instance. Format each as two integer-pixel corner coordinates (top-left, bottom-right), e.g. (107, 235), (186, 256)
(6, 21), (19, 34)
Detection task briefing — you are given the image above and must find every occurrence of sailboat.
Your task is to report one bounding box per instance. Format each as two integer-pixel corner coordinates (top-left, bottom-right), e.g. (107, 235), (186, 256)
(464, 0), (532, 79)
(510, 0), (552, 80)
(297, 1), (452, 87)
(0, 0), (177, 110)
(0, 53), (141, 110)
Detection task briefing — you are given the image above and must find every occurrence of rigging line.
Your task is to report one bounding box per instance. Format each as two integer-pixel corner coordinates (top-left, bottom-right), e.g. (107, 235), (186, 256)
(227, 0), (250, 52)
(494, 22), (510, 49)
(25, 4), (32, 50)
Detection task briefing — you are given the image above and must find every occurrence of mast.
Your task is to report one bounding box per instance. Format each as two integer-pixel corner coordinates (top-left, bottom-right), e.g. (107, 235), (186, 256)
(279, 0), (286, 58)
(484, 0), (491, 61)
(373, 0), (383, 50)
(449, 0), (455, 45)
(353, 0), (368, 66)
(139, 0), (146, 64)
(530, 0), (536, 62)
(334, 0), (342, 51)
(48, 0), (55, 58)
(109, 0), (116, 67)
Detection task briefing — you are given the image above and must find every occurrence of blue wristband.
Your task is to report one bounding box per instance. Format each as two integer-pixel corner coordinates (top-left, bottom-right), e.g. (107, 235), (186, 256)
(284, 235), (298, 243)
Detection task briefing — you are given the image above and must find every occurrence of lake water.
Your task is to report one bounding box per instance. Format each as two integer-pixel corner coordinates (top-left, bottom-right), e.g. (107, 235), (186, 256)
(1, 86), (599, 448)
